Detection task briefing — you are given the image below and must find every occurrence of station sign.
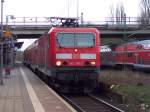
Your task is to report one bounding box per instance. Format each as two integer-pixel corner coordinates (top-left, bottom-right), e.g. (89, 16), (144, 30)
(4, 31), (12, 38)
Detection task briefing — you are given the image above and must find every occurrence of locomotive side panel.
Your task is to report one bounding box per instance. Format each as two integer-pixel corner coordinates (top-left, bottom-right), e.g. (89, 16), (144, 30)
(35, 34), (52, 75)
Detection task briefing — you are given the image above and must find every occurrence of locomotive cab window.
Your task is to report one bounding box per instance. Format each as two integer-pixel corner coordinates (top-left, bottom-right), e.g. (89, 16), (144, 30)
(56, 33), (95, 48)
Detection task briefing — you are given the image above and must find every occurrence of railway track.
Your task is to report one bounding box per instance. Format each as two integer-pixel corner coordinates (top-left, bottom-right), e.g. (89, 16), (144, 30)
(32, 68), (125, 112)
(62, 94), (124, 112)
(31, 69), (125, 112)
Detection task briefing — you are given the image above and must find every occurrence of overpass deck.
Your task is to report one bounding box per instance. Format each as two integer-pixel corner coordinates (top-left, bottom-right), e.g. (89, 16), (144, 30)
(1, 16), (149, 39)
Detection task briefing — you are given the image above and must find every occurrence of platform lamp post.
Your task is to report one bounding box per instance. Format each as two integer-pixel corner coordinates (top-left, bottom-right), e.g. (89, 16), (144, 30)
(0, 0), (4, 85)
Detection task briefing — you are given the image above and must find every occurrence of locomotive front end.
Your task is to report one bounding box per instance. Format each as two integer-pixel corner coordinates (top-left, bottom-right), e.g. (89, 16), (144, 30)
(52, 28), (100, 92)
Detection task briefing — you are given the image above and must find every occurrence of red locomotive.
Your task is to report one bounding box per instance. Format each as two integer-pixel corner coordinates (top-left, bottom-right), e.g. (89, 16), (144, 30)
(24, 17), (100, 92)
(101, 40), (150, 71)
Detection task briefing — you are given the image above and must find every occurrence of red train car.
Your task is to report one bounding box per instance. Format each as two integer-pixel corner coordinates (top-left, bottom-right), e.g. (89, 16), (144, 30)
(24, 20), (100, 92)
(101, 40), (150, 71)
(114, 43), (138, 67)
(133, 40), (150, 70)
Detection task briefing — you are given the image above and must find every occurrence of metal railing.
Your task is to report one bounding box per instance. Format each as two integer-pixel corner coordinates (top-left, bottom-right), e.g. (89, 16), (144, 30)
(2, 16), (150, 26)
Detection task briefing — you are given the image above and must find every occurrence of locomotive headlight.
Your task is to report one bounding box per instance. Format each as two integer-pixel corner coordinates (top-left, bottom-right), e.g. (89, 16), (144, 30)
(91, 61), (96, 65)
(56, 61), (62, 66)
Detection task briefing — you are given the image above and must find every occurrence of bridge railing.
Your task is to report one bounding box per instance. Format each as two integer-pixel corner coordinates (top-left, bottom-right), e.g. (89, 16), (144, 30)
(3, 16), (150, 28)
(5, 17), (52, 26)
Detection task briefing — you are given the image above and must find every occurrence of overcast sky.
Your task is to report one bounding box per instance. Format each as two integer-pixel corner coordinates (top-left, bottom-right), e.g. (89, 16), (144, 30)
(2, 0), (140, 50)
(4, 0), (140, 20)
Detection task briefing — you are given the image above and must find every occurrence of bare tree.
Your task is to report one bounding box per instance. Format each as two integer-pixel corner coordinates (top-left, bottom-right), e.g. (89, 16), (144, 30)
(115, 3), (125, 25)
(139, 0), (150, 27)
(109, 5), (115, 25)
(108, 3), (126, 25)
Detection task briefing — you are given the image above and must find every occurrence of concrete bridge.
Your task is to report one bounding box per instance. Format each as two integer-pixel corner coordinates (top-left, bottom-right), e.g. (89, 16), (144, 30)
(6, 24), (150, 38)
(2, 16), (150, 44)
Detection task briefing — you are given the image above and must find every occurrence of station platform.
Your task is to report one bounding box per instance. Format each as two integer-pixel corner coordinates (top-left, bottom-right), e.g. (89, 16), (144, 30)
(0, 65), (77, 112)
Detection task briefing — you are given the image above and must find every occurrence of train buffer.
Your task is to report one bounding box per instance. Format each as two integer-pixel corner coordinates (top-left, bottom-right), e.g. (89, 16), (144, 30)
(0, 65), (77, 112)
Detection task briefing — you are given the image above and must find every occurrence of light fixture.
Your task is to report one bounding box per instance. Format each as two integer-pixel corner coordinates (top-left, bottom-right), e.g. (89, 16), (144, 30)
(56, 61), (61, 66)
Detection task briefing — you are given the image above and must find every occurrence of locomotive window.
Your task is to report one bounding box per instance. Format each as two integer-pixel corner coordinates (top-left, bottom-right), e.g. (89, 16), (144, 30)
(56, 33), (95, 47)
(56, 33), (75, 47)
(76, 33), (95, 47)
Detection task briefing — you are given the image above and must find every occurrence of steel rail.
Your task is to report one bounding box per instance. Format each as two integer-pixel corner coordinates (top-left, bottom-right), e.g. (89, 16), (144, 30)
(61, 94), (86, 112)
(61, 94), (125, 112)
(88, 94), (124, 112)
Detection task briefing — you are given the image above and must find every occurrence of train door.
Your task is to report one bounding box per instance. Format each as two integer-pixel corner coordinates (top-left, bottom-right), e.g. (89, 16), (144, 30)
(135, 50), (143, 67)
(44, 38), (49, 72)
(135, 52), (139, 64)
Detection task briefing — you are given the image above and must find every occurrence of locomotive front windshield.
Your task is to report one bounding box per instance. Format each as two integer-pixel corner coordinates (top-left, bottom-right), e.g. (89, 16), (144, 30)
(56, 33), (95, 47)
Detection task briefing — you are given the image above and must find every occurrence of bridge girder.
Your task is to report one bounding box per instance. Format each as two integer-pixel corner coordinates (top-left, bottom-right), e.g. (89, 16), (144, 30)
(5, 24), (150, 45)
